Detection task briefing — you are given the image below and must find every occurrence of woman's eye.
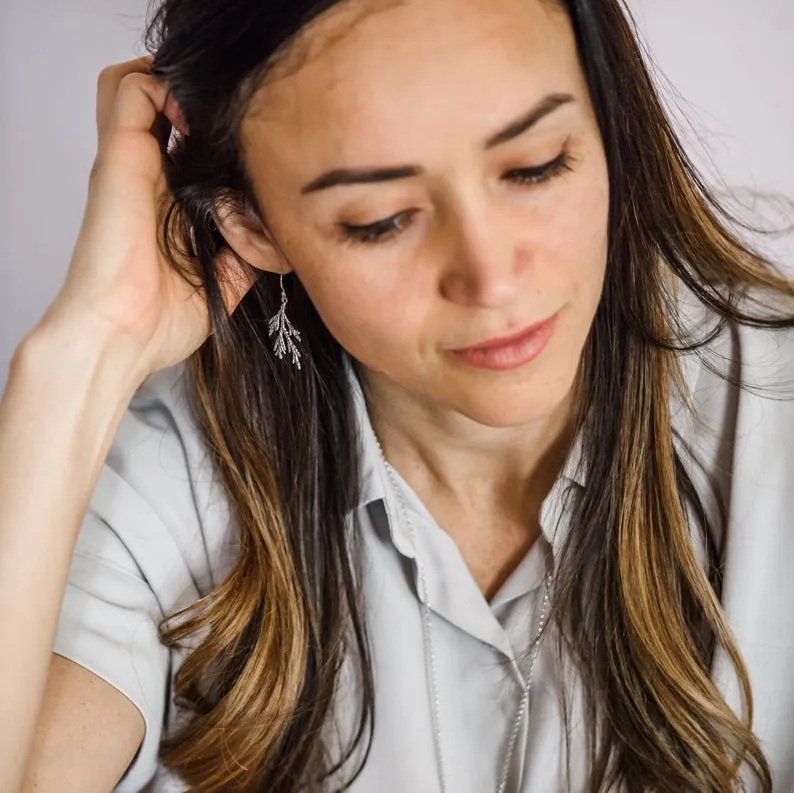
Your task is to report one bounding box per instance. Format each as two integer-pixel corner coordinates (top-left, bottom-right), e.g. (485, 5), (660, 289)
(337, 152), (572, 247)
(340, 210), (416, 246)
(505, 151), (573, 186)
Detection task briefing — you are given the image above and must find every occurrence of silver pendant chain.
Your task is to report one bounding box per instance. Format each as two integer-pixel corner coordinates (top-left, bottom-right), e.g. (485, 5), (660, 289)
(372, 436), (553, 793)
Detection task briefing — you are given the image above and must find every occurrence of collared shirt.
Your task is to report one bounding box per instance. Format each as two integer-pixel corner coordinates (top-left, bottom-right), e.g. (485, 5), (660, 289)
(53, 307), (794, 792)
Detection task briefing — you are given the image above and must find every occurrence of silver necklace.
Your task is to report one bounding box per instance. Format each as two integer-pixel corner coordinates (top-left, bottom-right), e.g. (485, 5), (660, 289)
(373, 436), (553, 793)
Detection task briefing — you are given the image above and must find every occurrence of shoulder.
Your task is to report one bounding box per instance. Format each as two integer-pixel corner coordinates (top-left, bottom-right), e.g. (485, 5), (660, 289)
(83, 361), (239, 610)
(677, 290), (794, 510)
(681, 289), (794, 419)
(52, 362), (239, 790)
(668, 292), (794, 578)
(721, 316), (794, 475)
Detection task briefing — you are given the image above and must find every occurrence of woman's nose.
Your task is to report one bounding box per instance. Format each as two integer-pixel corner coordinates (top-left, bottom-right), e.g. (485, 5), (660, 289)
(439, 210), (530, 309)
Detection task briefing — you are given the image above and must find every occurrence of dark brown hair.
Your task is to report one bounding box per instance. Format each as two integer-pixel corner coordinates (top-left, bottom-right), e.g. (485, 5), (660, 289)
(145, 0), (794, 790)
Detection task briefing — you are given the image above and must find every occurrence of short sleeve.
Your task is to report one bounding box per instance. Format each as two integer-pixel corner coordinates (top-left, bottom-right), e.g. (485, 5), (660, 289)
(51, 363), (237, 791)
(53, 502), (170, 792)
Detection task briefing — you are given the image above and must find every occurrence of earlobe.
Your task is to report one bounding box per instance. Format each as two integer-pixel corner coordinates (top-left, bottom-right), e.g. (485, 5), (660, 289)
(212, 200), (293, 276)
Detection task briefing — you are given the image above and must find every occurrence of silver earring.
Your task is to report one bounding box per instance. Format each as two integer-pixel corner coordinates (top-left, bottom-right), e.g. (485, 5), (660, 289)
(268, 274), (302, 370)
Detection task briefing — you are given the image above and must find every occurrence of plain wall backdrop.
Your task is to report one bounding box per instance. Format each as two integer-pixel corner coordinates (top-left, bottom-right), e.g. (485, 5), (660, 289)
(1, 1), (793, 393)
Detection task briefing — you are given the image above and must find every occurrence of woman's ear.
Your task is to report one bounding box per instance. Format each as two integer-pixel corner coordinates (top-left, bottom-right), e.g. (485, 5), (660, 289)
(212, 199), (292, 276)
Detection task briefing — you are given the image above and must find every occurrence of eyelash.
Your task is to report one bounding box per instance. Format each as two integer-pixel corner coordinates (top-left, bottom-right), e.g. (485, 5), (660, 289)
(339, 150), (574, 247)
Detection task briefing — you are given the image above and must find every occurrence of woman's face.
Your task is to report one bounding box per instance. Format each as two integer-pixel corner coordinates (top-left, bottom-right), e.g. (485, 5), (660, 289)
(241, 0), (609, 428)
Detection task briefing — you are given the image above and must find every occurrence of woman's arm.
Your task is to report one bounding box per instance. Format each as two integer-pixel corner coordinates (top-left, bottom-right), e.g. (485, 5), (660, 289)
(20, 655), (144, 793)
(0, 318), (145, 793)
(1, 49), (256, 791)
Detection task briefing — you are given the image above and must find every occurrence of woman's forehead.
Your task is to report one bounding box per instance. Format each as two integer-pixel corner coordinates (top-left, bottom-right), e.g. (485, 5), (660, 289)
(242, 0), (579, 167)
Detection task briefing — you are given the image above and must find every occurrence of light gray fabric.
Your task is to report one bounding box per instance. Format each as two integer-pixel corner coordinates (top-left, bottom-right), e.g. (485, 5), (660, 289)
(53, 303), (794, 792)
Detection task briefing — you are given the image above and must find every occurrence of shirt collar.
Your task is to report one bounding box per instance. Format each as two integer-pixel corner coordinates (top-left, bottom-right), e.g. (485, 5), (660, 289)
(345, 355), (418, 556)
(344, 355), (598, 556)
(345, 355), (387, 508)
(345, 345), (704, 555)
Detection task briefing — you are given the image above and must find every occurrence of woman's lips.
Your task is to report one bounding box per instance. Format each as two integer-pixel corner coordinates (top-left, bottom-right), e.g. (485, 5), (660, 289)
(449, 312), (559, 371)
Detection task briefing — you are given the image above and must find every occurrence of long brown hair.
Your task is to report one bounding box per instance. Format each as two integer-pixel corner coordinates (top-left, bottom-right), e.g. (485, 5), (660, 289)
(145, 0), (794, 790)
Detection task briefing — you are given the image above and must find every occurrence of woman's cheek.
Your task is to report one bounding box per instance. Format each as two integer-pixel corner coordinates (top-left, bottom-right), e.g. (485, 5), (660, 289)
(306, 272), (405, 353)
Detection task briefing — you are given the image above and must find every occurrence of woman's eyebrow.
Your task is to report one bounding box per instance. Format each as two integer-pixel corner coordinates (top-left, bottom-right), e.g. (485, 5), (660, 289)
(485, 92), (575, 149)
(300, 91), (576, 195)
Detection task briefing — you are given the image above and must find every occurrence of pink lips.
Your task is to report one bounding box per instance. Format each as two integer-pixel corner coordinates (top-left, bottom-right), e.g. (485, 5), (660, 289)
(449, 313), (559, 372)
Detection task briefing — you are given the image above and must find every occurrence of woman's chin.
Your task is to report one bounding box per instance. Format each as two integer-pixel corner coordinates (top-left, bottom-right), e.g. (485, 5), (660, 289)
(445, 376), (576, 430)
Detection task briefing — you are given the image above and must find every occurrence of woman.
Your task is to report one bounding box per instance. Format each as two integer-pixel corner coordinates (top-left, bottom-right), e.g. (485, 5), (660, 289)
(2, 0), (793, 791)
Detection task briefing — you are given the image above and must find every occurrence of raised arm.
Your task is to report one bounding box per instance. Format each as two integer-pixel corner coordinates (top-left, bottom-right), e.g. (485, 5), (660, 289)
(0, 322), (147, 793)
(0, 55), (254, 793)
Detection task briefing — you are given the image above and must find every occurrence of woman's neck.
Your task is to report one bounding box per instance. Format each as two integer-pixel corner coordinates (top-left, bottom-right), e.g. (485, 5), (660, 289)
(358, 363), (573, 595)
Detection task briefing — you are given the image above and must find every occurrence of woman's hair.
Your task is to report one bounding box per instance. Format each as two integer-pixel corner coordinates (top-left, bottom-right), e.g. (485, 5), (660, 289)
(145, 0), (794, 790)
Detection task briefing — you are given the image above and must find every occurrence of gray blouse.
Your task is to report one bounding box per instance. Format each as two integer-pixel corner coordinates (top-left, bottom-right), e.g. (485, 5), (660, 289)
(53, 301), (794, 792)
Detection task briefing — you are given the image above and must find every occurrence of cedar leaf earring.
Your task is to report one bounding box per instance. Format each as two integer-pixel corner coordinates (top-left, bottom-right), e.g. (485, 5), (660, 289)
(268, 274), (302, 369)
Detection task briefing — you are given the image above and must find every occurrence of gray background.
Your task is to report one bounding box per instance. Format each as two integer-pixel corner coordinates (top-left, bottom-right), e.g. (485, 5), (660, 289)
(1, 1), (793, 392)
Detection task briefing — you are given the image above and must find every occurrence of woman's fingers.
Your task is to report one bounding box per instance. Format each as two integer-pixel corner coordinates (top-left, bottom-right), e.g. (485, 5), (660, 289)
(163, 92), (189, 136)
(96, 56), (187, 150)
(102, 71), (170, 141)
(95, 56), (155, 142)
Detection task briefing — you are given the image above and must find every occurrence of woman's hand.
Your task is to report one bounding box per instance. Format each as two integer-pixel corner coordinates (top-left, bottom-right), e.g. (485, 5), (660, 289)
(38, 56), (256, 381)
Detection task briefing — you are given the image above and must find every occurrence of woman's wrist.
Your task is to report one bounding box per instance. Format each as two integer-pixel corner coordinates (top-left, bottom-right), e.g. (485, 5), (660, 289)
(15, 304), (150, 409)
(7, 311), (148, 480)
